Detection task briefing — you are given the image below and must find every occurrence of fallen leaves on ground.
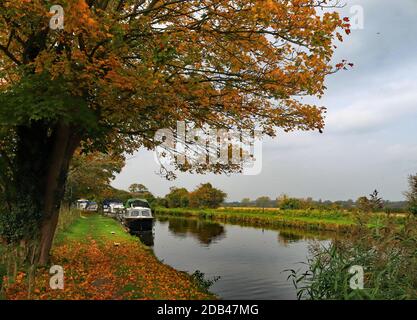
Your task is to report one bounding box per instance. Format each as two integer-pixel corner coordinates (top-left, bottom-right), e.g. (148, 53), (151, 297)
(4, 239), (213, 300)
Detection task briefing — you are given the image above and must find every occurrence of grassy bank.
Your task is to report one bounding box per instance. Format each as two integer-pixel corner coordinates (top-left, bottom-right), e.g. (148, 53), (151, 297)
(4, 213), (214, 300)
(155, 207), (406, 233)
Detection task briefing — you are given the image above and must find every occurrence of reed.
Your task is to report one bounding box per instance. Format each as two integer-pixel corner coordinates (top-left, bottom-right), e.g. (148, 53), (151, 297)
(287, 215), (417, 300)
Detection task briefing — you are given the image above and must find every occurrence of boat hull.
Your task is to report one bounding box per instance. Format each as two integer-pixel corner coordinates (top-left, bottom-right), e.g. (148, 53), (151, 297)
(123, 218), (154, 231)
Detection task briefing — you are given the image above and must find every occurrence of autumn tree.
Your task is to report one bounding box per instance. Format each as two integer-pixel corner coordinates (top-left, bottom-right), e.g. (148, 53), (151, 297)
(166, 187), (190, 208)
(0, 0), (350, 264)
(189, 183), (226, 209)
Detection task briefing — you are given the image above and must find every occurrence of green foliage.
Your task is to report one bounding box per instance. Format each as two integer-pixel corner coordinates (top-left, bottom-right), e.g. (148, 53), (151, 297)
(153, 197), (168, 208)
(0, 196), (42, 242)
(288, 217), (417, 300)
(278, 195), (303, 210)
(166, 187), (190, 208)
(191, 270), (220, 292)
(189, 183), (227, 209)
(0, 73), (94, 129)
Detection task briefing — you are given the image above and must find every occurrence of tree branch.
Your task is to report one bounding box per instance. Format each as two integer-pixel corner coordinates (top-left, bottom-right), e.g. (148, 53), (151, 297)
(0, 43), (21, 65)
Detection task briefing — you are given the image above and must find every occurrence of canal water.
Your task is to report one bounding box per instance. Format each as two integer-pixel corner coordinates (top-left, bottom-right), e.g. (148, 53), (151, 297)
(136, 216), (332, 300)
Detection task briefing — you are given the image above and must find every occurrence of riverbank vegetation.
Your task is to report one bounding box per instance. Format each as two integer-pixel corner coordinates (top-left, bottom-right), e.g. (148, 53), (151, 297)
(288, 215), (417, 300)
(155, 207), (406, 233)
(1, 211), (213, 300)
(285, 174), (417, 300)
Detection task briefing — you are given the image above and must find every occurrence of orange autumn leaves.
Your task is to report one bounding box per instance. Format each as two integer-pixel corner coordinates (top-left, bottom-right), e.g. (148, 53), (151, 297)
(1, 0), (350, 174)
(4, 239), (213, 300)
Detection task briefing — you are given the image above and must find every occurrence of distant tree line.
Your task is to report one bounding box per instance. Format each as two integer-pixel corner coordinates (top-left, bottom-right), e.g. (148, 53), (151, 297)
(224, 190), (409, 214)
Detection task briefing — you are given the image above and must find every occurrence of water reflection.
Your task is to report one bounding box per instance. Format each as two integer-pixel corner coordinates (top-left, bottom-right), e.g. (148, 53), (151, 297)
(167, 217), (226, 246)
(277, 228), (336, 246)
(152, 216), (339, 299)
(135, 230), (155, 246)
(131, 221), (155, 246)
(277, 231), (303, 246)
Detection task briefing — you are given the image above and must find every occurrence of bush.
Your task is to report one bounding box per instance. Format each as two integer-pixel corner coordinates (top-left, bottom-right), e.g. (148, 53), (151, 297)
(279, 197), (303, 210)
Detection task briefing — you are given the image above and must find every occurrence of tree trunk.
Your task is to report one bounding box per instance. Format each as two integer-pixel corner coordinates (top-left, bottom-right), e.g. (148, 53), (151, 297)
(37, 123), (80, 265)
(12, 121), (81, 265)
(38, 209), (61, 265)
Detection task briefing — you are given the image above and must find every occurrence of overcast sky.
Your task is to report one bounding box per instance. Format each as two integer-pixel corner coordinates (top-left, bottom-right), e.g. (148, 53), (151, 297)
(112, 0), (417, 202)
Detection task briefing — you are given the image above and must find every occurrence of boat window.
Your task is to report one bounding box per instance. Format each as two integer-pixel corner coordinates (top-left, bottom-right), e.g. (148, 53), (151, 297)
(131, 210), (140, 217)
(131, 200), (150, 208)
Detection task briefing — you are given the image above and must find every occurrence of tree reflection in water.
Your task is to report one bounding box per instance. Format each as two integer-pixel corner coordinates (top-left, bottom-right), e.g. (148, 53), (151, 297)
(167, 217), (226, 246)
(277, 227), (337, 247)
(277, 231), (304, 246)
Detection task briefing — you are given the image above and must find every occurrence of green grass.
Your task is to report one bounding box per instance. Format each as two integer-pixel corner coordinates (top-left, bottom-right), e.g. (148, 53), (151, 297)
(54, 213), (134, 245)
(155, 207), (405, 232)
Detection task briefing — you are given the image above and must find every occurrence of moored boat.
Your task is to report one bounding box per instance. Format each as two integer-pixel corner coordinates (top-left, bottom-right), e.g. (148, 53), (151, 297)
(102, 199), (124, 217)
(121, 198), (154, 231)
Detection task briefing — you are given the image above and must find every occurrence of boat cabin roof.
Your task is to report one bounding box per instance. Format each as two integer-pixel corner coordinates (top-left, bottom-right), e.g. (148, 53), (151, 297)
(125, 198), (150, 208)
